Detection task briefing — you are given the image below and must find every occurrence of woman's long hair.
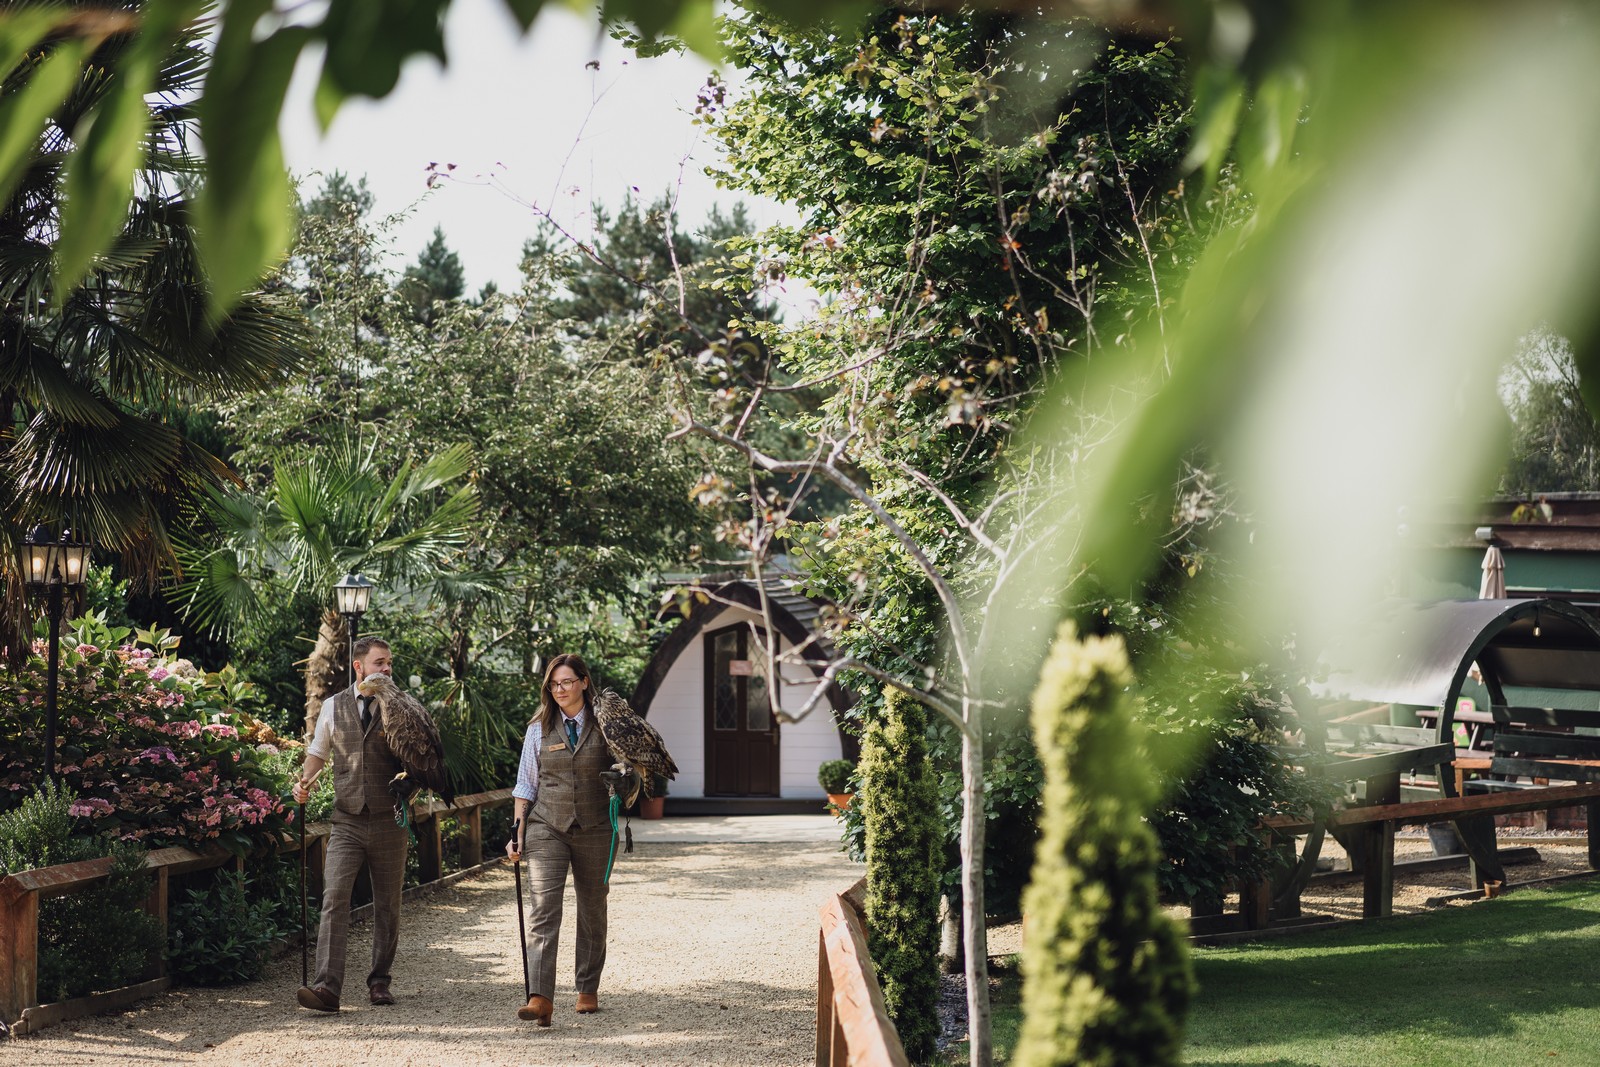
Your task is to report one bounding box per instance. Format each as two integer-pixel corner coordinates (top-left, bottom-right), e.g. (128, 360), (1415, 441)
(537, 653), (593, 735)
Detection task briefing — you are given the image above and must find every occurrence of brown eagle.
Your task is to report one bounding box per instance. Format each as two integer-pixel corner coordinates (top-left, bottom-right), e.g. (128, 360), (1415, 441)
(357, 673), (454, 817)
(593, 689), (678, 807)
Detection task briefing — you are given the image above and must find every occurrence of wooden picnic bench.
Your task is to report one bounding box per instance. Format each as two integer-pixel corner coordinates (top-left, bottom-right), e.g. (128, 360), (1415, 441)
(1254, 708), (1600, 925)
(1254, 716), (1455, 923)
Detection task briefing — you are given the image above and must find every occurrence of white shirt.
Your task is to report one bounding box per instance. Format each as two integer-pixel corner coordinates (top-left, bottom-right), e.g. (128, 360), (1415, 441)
(305, 687), (373, 761)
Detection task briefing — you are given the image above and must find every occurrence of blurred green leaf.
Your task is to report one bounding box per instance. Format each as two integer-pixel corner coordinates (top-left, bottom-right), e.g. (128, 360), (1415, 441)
(1180, 63), (1242, 191)
(0, 34), (89, 225)
(505, 0), (551, 32)
(320, 0), (447, 100)
(57, 6), (196, 297)
(196, 2), (307, 316)
(1234, 66), (1307, 187)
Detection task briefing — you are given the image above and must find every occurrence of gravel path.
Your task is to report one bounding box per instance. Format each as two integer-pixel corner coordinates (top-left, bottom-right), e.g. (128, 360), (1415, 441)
(3, 839), (863, 1067)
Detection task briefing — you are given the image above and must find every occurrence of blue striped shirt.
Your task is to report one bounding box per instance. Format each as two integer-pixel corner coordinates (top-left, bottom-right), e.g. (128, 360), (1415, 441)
(511, 710), (586, 804)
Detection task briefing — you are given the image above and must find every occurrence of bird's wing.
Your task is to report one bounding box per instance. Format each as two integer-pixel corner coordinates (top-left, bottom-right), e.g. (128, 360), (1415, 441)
(594, 689), (678, 783)
(380, 686), (454, 801)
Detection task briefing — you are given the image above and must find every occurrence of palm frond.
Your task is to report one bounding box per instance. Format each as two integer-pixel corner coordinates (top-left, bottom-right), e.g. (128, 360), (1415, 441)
(8, 404), (185, 497)
(170, 543), (259, 633)
(0, 329), (120, 428)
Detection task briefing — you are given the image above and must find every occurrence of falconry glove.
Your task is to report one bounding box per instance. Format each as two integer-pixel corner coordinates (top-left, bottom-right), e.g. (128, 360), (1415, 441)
(597, 768), (640, 798)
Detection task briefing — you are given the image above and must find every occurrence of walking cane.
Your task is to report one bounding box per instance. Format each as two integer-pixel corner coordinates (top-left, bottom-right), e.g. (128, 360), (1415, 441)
(512, 818), (531, 1002)
(298, 797), (308, 988)
(294, 766), (322, 989)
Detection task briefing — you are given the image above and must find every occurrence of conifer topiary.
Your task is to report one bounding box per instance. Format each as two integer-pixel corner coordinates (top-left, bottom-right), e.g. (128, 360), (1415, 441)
(861, 687), (942, 1062)
(1015, 623), (1194, 1067)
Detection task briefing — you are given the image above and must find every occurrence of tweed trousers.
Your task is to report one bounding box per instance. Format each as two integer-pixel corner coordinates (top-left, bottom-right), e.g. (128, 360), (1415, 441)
(523, 819), (611, 999)
(315, 809), (410, 997)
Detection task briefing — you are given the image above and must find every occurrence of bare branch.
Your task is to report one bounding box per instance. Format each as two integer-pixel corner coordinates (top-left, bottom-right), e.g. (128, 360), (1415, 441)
(782, 654), (967, 735)
(669, 419), (973, 675)
(894, 460), (1000, 555)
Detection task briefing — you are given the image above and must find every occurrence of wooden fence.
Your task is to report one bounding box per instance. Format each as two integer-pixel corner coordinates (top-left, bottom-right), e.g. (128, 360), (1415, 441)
(815, 878), (910, 1067)
(0, 787), (513, 1036)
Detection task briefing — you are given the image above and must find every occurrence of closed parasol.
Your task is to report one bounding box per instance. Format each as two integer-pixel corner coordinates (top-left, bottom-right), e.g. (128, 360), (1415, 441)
(1478, 543), (1506, 599)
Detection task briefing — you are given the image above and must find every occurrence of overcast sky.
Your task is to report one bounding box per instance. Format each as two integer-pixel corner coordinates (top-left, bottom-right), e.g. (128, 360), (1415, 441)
(278, 3), (786, 294)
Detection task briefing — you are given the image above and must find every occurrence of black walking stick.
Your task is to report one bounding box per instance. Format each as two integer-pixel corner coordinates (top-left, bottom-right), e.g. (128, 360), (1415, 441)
(299, 797), (309, 988)
(512, 819), (531, 1002)
(294, 766), (321, 989)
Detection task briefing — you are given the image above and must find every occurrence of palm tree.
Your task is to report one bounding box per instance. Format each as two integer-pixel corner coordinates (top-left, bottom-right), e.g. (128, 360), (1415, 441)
(0, 5), (307, 654)
(174, 437), (490, 737)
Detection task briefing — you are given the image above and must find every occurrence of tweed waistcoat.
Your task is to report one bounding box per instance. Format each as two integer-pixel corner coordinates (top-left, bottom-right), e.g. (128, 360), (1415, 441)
(330, 684), (402, 816)
(531, 714), (612, 832)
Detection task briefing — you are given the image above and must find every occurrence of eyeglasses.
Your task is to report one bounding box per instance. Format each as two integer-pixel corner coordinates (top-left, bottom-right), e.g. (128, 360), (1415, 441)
(549, 678), (584, 691)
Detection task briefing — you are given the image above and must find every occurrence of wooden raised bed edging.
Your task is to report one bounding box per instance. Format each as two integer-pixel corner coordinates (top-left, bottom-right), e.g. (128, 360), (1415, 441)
(816, 877), (911, 1067)
(0, 786), (514, 1036)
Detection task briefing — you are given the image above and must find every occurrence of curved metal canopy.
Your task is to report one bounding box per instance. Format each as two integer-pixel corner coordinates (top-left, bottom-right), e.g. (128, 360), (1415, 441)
(1312, 597), (1600, 709)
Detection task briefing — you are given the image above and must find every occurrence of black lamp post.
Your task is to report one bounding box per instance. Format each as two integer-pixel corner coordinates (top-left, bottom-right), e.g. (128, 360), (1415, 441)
(22, 524), (90, 780)
(333, 573), (373, 689)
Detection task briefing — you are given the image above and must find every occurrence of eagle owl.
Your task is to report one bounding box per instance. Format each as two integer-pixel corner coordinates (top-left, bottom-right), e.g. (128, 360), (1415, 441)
(357, 673), (454, 815)
(592, 689), (678, 807)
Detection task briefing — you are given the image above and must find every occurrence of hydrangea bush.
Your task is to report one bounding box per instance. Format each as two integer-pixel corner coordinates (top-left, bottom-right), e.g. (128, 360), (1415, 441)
(0, 615), (298, 855)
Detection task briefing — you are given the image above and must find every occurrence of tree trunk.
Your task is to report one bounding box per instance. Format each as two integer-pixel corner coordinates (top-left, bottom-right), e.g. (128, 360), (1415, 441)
(962, 699), (992, 1067)
(447, 602), (473, 683)
(939, 893), (963, 974)
(303, 609), (349, 739)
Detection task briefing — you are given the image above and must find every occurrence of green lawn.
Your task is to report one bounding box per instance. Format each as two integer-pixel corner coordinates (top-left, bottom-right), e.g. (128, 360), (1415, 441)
(939, 883), (1600, 1066)
(1188, 882), (1600, 1066)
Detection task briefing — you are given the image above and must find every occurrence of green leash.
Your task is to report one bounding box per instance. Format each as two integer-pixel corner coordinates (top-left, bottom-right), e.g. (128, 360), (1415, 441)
(603, 793), (621, 885)
(396, 801), (418, 847)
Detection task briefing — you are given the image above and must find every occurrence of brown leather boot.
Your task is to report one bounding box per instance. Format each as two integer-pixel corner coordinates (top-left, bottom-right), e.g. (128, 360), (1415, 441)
(517, 994), (553, 1026)
(296, 985), (339, 1012)
(576, 992), (599, 1014)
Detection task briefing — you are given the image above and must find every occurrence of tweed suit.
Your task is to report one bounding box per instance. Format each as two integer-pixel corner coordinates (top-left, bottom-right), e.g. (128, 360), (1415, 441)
(524, 712), (615, 1000)
(314, 684), (409, 998)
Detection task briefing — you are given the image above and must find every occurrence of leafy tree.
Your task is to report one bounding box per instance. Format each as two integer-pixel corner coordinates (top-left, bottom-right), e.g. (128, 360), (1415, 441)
(200, 175), (720, 788)
(1500, 328), (1600, 495)
(0, 3), (305, 642)
(174, 439), (482, 739)
(401, 224), (466, 322)
(1016, 623), (1192, 1067)
(682, 13), (1208, 1063)
(534, 196), (767, 359)
(292, 170), (383, 310)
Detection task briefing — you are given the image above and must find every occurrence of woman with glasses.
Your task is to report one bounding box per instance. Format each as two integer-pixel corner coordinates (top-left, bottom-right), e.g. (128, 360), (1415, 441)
(505, 653), (618, 1025)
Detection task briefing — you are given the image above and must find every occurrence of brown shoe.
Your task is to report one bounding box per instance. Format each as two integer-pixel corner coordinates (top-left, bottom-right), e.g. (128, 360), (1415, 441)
(517, 994), (553, 1026)
(296, 985), (339, 1012)
(369, 983), (395, 1006)
(576, 992), (599, 1014)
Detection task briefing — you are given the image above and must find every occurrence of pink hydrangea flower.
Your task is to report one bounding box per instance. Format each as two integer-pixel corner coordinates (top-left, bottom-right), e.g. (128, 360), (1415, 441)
(69, 797), (115, 818)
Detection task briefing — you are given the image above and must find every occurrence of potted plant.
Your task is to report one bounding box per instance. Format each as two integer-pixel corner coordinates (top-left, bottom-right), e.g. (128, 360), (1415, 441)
(639, 773), (668, 820)
(817, 758), (855, 814)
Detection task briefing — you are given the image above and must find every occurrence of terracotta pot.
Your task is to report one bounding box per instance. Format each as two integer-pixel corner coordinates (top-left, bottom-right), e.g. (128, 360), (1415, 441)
(639, 795), (666, 820)
(826, 792), (853, 815)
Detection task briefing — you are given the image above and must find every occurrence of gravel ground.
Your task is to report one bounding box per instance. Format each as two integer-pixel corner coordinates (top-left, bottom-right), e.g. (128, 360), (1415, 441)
(2, 840), (863, 1067)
